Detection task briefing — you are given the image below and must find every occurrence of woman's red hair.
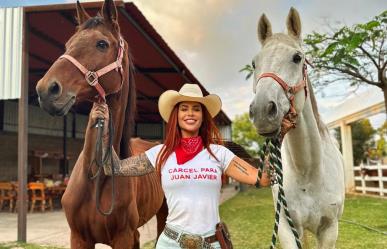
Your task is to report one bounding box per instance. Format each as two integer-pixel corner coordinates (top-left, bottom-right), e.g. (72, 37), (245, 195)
(155, 103), (223, 175)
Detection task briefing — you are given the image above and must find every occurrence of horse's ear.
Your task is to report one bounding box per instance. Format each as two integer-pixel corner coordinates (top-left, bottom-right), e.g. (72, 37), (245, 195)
(286, 7), (302, 39)
(257, 14), (272, 45)
(102, 0), (118, 24)
(76, 0), (90, 25)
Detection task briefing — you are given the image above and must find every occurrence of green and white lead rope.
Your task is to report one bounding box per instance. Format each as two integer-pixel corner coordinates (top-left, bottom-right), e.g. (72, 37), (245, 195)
(258, 138), (302, 249)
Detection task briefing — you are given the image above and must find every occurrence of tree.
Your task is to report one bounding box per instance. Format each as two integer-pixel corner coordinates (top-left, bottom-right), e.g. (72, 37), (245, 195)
(232, 113), (265, 158)
(335, 119), (376, 165)
(369, 121), (387, 160)
(304, 10), (387, 112)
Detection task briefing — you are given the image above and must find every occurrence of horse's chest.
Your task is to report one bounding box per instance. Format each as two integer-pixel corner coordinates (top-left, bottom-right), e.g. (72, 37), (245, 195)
(280, 186), (342, 230)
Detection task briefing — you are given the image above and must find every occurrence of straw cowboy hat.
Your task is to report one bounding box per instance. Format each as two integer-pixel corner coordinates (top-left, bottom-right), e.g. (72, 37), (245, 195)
(158, 83), (222, 122)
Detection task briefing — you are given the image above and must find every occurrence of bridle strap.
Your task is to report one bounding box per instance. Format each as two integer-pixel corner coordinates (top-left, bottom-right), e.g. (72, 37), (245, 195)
(256, 64), (308, 140)
(59, 36), (125, 103)
(257, 64), (308, 100)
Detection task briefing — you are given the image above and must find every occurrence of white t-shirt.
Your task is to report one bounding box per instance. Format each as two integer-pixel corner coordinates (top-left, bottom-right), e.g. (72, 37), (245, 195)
(145, 144), (235, 234)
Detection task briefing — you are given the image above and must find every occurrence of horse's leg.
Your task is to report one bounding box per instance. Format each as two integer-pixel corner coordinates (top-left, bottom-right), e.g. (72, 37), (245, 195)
(316, 219), (338, 249)
(112, 207), (140, 249)
(70, 232), (95, 249)
(133, 229), (140, 249)
(111, 230), (136, 249)
(277, 210), (303, 249)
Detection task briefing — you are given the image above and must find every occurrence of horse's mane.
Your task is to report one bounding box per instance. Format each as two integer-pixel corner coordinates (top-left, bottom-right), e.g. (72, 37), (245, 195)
(79, 16), (104, 30)
(306, 76), (329, 137)
(120, 53), (136, 159)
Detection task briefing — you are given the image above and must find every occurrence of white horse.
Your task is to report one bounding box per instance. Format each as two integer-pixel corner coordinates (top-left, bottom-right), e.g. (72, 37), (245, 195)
(249, 8), (345, 249)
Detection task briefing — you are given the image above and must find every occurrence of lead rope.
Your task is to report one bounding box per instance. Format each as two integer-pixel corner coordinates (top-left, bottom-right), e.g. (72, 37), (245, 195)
(88, 111), (116, 216)
(258, 138), (302, 249)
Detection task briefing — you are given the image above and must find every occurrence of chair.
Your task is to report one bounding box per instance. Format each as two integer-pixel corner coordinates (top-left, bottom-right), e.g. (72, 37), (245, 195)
(28, 182), (53, 212)
(0, 182), (16, 212)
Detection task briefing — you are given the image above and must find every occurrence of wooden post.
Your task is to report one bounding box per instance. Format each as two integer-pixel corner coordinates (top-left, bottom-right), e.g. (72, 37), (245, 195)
(17, 8), (28, 242)
(359, 163), (366, 194)
(340, 121), (355, 192)
(378, 162), (383, 196)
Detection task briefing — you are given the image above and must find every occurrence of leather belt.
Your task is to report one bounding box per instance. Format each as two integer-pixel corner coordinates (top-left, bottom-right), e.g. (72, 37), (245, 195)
(163, 226), (217, 249)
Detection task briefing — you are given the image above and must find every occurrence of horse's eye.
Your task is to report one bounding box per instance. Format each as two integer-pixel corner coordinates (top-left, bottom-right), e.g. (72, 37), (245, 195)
(252, 60), (256, 69)
(293, 54), (302, 64)
(96, 40), (109, 50)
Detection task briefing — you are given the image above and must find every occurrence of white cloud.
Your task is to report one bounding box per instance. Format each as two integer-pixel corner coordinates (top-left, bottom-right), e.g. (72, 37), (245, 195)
(131, 0), (385, 121)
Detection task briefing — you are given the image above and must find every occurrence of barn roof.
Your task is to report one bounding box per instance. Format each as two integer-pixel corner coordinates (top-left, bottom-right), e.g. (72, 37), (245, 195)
(23, 1), (231, 125)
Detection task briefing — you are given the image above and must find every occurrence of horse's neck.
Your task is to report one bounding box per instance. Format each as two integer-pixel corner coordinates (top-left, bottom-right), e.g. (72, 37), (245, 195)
(106, 94), (125, 154)
(282, 95), (322, 177)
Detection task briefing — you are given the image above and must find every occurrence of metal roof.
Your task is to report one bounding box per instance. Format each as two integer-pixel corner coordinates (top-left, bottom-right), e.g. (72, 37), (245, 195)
(0, 7), (23, 100)
(1, 1), (231, 125)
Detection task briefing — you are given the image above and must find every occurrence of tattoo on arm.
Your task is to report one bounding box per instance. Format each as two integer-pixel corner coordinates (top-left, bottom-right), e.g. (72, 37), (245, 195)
(233, 160), (249, 176)
(104, 152), (154, 176)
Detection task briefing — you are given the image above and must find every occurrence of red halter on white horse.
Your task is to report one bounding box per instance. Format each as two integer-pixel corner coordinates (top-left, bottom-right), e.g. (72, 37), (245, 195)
(256, 63), (308, 139)
(59, 36), (125, 103)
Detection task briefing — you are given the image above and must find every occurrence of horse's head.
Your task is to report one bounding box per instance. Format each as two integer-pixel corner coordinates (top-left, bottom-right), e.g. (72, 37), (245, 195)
(249, 8), (307, 137)
(36, 0), (127, 116)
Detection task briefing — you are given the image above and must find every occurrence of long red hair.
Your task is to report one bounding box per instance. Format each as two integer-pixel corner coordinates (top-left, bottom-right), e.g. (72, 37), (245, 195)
(155, 103), (223, 175)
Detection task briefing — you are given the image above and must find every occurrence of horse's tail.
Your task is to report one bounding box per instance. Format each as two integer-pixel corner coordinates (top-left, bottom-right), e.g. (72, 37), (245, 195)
(120, 54), (136, 158)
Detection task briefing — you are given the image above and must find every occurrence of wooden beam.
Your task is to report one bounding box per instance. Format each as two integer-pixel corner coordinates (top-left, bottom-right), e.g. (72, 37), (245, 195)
(327, 102), (385, 129)
(29, 68), (47, 75)
(29, 25), (64, 52)
(59, 11), (78, 26)
(118, 7), (191, 82)
(25, 1), (125, 13)
(17, 9), (29, 242)
(29, 53), (53, 66)
(135, 66), (177, 74)
(141, 73), (167, 91)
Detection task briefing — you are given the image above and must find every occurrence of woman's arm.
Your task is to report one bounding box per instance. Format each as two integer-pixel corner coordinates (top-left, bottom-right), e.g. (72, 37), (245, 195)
(88, 103), (155, 177)
(103, 151), (155, 176)
(225, 156), (270, 187)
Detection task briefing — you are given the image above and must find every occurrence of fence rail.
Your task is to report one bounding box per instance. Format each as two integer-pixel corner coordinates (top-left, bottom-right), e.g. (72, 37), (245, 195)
(353, 162), (387, 196)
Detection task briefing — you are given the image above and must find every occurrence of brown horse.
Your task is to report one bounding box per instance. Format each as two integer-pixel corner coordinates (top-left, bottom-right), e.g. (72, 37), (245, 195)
(35, 0), (166, 248)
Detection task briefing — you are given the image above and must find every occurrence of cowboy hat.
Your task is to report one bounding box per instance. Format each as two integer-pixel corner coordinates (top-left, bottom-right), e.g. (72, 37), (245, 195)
(158, 83), (222, 122)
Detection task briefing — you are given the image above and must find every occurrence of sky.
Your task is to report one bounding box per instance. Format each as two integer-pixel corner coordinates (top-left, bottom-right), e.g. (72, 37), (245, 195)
(2, 0), (386, 127)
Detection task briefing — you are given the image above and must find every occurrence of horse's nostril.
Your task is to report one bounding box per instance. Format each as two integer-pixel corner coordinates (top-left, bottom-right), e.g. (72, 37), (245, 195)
(267, 101), (277, 117)
(49, 81), (61, 95)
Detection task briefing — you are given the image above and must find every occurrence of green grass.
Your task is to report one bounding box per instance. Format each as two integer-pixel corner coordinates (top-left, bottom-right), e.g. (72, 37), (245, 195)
(143, 188), (387, 249)
(0, 242), (64, 249)
(3, 189), (387, 249)
(220, 188), (387, 249)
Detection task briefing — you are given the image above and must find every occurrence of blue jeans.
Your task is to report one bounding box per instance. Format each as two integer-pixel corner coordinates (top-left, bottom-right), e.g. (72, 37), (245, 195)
(156, 224), (221, 249)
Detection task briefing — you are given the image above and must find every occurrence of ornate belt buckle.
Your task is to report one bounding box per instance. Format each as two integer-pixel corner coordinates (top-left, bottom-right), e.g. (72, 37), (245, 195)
(85, 71), (98, 86)
(179, 233), (203, 249)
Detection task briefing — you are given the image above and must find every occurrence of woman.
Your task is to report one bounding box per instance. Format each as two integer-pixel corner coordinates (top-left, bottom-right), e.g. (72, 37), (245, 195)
(89, 83), (270, 249)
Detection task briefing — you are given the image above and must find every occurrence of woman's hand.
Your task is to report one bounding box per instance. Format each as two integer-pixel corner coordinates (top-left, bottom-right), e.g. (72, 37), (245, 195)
(89, 103), (109, 126)
(259, 170), (271, 187)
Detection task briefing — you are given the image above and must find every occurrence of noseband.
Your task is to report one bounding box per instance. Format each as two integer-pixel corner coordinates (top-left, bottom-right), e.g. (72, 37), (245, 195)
(257, 63), (308, 139)
(59, 36), (125, 103)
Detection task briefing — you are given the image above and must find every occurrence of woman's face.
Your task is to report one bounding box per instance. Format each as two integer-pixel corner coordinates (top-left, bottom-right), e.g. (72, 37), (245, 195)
(178, 101), (203, 138)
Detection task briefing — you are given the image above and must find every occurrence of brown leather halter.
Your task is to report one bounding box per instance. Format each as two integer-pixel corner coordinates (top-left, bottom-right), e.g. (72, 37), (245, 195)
(59, 36), (125, 103)
(257, 64), (308, 139)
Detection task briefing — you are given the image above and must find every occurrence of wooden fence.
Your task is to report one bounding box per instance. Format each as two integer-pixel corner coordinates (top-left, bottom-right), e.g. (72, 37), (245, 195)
(354, 160), (387, 196)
